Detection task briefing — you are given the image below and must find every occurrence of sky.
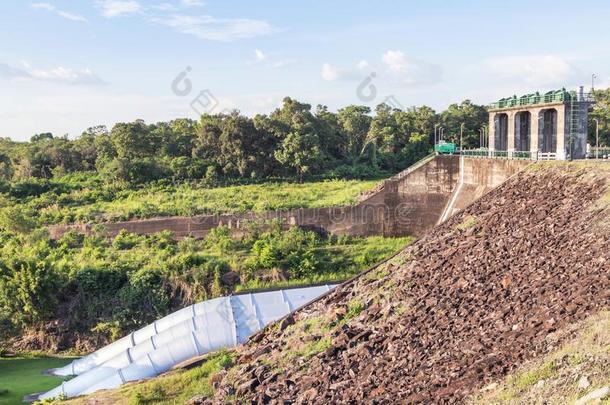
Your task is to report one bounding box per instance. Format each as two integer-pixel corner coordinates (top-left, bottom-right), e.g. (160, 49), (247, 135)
(1, 0), (610, 141)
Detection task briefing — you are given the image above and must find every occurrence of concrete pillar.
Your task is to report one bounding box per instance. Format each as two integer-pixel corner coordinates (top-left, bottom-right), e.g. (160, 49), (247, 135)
(488, 112), (496, 152)
(507, 111), (516, 153)
(530, 108), (540, 155)
(556, 105), (566, 160)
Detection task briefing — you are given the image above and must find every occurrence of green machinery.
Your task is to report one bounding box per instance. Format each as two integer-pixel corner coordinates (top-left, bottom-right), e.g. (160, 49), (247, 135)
(435, 141), (457, 154)
(488, 88), (577, 109)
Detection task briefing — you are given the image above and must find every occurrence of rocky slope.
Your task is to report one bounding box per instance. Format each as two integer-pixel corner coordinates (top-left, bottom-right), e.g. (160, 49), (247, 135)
(469, 311), (610, 404)
(205, 163), (610, 403)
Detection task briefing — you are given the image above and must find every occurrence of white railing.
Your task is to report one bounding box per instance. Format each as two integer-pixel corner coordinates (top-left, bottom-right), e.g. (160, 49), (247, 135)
(537, 152), (557, 161)
(590, 147), (610, 159)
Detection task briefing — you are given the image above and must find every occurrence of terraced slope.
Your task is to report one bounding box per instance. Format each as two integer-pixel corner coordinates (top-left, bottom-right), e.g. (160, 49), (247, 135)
(205, 163), (610, 403)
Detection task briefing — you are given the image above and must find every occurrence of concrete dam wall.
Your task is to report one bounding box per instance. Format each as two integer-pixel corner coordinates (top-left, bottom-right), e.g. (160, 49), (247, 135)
(48, 156), (531, 240)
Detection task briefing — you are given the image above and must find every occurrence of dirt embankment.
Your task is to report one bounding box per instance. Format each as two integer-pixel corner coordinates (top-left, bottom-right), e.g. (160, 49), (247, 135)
(206, 163), (610, 404)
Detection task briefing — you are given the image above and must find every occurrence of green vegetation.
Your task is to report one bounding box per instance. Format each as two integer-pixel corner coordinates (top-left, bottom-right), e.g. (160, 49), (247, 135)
(51, 351), (234, 405)
(0, 356), (71, 405)
(589, 87), (610, 147)
(456, 215), (478, 231)
(0, 95), (493, 227)
(513, 360), (557, 390)
(0, 96), (463, 192)
(0, 221), (412, 349)
(0, 175), (378, 225)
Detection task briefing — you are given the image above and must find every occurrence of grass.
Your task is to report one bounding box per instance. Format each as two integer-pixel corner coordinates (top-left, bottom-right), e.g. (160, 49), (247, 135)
(0, 356), (72, 405)
(456, 215), (477, 231)
(18, 178), (380, 225)
(55, 351), (234, 405)
(234, 235), (414, 293)
(469, 311), (610, 404)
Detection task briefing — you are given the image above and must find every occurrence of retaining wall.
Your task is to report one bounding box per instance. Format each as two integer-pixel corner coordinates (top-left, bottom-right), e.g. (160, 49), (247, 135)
(48, 156), (530, 240)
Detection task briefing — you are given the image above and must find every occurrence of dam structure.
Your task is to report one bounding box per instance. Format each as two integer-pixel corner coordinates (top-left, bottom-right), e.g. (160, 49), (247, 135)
(38, 155), (534, 400)
(49, 155), (531, 241)
(487, 87), (594, 160)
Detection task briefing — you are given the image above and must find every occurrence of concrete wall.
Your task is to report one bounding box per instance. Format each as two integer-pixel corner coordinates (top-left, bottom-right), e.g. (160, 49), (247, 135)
(447, 157), (531, 216)
(488, 101), (589, 160)
(48, 156), (530, 240)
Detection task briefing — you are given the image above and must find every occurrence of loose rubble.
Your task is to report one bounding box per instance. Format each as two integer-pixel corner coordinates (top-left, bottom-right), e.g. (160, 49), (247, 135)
(208, 164), (610, 403)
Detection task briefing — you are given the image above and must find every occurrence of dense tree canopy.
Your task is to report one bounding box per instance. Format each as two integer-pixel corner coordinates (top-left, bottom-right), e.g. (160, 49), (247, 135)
(589, 88), (610, 147)
(0, 95), (499, 187)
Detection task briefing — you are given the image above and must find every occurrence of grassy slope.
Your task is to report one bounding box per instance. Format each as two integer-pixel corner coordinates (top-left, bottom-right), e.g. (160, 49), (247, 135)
(234, 235), (414, 292)
(31, 178), (380, 224)
(469, 311), (610, 404)
(57, 352), (234, 405)
(0, 357), (71, 405)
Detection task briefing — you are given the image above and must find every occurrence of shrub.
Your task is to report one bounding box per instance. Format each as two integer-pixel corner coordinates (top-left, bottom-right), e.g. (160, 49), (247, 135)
(112, 229), (141, 250)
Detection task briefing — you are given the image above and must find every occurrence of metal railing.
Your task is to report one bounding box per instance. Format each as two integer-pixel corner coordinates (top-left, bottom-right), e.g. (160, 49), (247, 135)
(460, 149), (536, 160)
(590, 147), (610, 159)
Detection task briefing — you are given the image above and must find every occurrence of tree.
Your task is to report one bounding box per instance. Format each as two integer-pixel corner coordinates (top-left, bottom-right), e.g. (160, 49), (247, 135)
(30, 132), (53, 143)
(439, 100), (487, 148)
(0, 152), (12, 180)
(589, 88), (610, 146)
(336, 105), (372, 163)
(368, 103), (401, 156)
(271, 98), (324, 179)
(110, 120), (160, 159)
(274, 130), (322, 180)
(315, 105), (344, 162)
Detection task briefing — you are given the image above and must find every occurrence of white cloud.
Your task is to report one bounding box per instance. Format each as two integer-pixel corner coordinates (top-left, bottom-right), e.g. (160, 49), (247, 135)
(272, 60), (289, 68)
(321, 63), (343, 81)
(254, 49), (266, 62)
(97, 0), (141, 18)
(322, 52), (440, 86)
(483, 55), (579, 87)
(152, 3), (176, 11)
(248, 49), (290, 68)
(321, 62), (365, 81)
(57, 11), (88, 22)
(381, 50), (442, 85)
(153, 14), (276, 41)
(0, 61), (104, 85)
(181, 0), (204, 6)
(357, 60), (371, 70)
(31, 2), (54, 11)
(31, 2), (88, 22)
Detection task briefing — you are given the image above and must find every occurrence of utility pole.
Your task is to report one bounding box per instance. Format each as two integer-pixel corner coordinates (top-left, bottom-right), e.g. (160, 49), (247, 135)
(460, 122), (465, 152)
(594, 118), (599, 159)
(434, 123), (439, 146)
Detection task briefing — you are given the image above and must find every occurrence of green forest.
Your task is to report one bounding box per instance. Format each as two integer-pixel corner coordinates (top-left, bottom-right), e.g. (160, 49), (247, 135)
(1, 91), (609, 354)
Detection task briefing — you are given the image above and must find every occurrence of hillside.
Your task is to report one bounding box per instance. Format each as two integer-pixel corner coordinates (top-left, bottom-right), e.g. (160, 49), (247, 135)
(196, 162), (609, 403)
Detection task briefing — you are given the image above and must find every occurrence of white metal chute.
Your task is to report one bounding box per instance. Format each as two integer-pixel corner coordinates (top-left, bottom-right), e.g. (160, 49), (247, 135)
(39, 285), (335, 401)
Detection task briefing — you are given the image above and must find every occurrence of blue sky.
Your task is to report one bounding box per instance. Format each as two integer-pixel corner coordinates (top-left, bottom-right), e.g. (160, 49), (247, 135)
(1, 0), (609, 141)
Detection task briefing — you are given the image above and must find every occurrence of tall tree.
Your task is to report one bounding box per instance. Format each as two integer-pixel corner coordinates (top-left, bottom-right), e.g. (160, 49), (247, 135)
(336, 105), (372, 163)
(110, 120), (159, 159)
(439, 100), (487, 148)
(589, 88), (610, 147)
